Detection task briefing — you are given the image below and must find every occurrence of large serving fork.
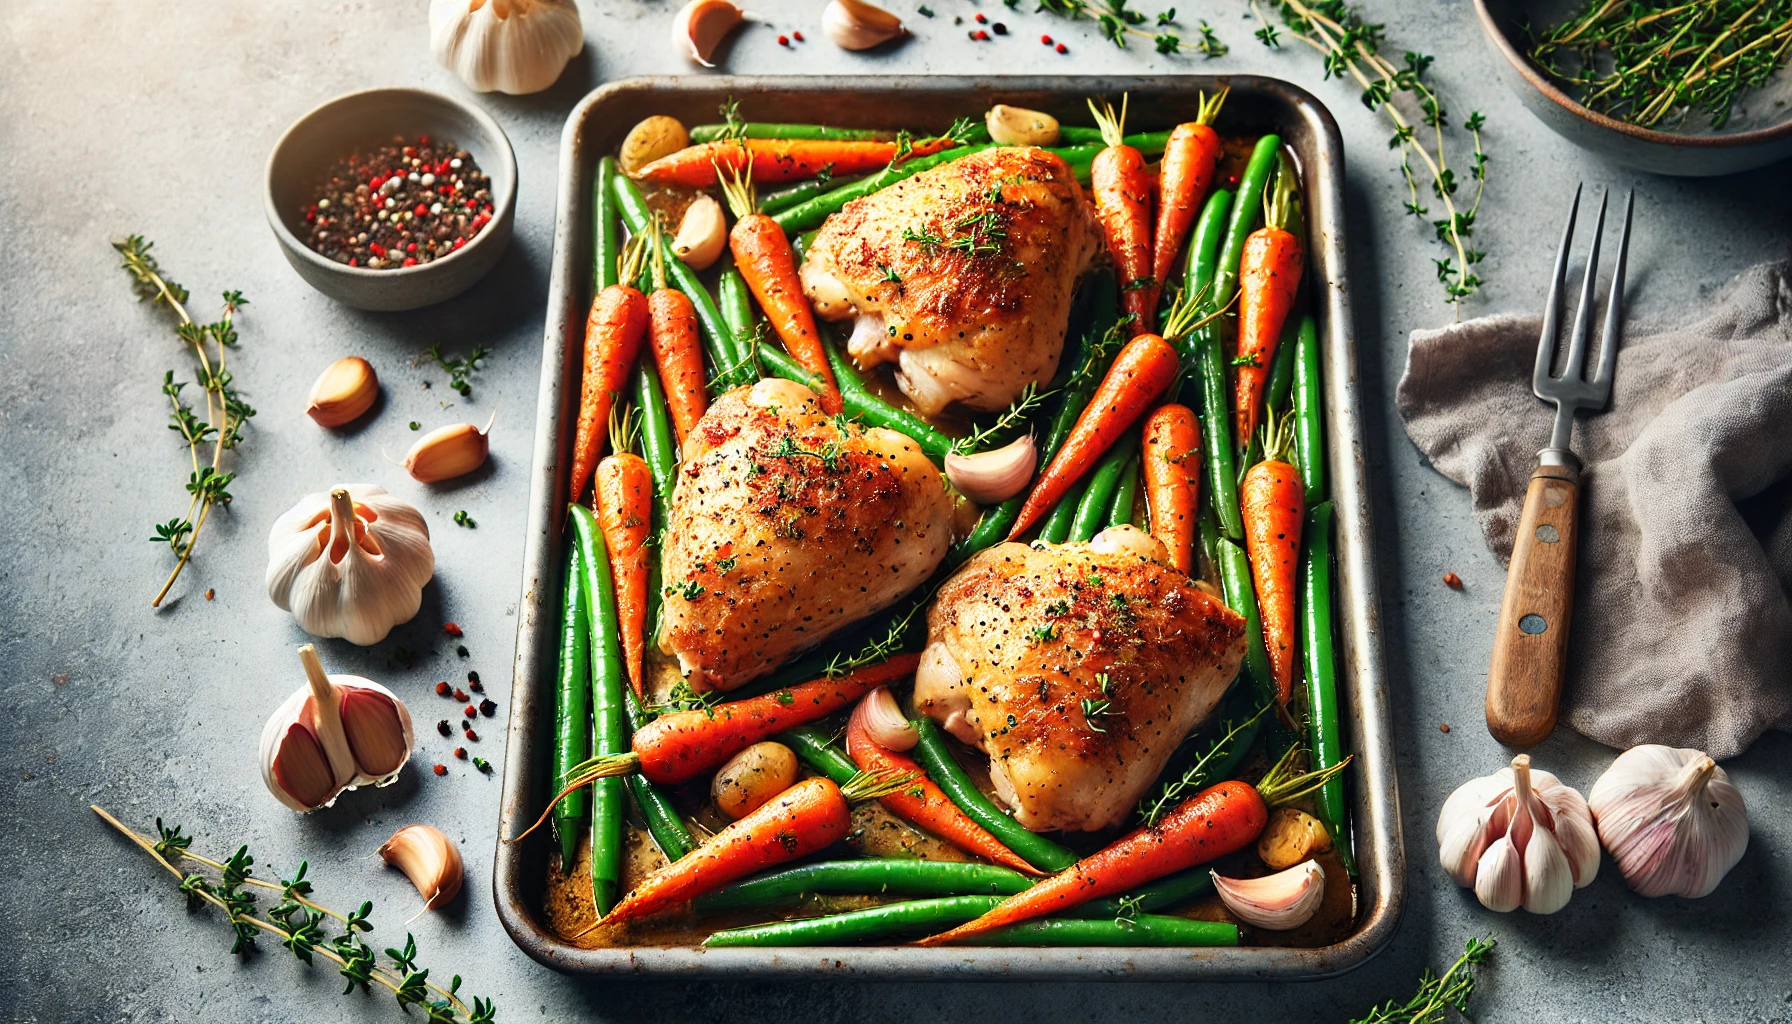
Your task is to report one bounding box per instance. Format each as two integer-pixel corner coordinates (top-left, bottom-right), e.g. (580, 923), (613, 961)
(1485, 186), (1633, 748)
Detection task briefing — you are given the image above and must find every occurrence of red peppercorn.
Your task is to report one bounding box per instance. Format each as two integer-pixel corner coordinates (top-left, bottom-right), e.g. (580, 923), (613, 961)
(1443, 572), (1464, 589)
(974, 29), (990, 40)
(778, 34), (789, 45)
(414, 204), (429, 217)
(402, 257), (418, 267)
(1041, 34), (1053, 44)
(454, 747), (468, 759)
(975, 12), (986, 22)
(406, 242), (417, 253)
(435, 681), (450, 696)
(369, 242), (386, 258)
(793, 30), (804, 41)
(432, 764), (447, 776)
(464, 728), (480, 741)
(1056, 42), (1068, 53)
(464, 705), (477, 718)
(444, 622), (464, 637)
(1440, 723), (1452, 733)
(453, 689), (468, 702)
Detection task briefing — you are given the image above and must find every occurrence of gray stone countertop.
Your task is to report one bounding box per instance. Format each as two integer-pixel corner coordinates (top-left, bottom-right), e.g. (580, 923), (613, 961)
(2, 1), (1787, 1021)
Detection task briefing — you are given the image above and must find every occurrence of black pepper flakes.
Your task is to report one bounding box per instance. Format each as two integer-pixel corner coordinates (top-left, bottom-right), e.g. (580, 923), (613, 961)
(467, 670), (482, 690)
(436, 719), (452, 737)
(479, 698), (498, 717)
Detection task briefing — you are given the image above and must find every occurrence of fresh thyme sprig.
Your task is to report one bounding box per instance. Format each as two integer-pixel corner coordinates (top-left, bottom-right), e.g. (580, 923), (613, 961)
(1530, 0), (1792, 130)
(951, 382), (1054, 455)
(93, 806), (496, 1024)
(1253, 0), (1490, 308)
(825, 599), (928, 677)
(1136, 703), (1271, 826)
(1081, 672), (1121, 732)
(1023, 0), (1228, 58)
(1349, 937), (1495, 1024)
(116, 236), (255, 608)
(422, 343), (490, 398)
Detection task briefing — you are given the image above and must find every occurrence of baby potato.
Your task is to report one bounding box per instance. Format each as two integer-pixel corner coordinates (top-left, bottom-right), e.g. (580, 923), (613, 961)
(1257, 807), (1333, 870)
(712, 741), (800, 820)
(620, 115), (690, 175)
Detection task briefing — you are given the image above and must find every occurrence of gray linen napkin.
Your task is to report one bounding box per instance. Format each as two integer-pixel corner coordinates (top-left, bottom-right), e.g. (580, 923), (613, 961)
(1396, 261), (1792, 759)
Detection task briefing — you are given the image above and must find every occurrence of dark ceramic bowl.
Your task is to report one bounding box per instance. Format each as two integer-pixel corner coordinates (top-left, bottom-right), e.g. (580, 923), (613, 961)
(265, 87), (517, 311)
(1475, 0), (1792, 176)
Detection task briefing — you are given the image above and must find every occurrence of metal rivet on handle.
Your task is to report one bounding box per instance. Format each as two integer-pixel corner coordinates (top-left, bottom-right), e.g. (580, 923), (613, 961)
(1519, 614), (1547, 635)
(1536, 524), (1560, 543)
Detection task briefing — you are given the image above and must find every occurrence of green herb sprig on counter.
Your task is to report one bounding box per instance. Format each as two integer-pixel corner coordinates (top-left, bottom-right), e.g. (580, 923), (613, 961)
(116, 236), (256, 608)
(92, 806), (496, 1024)
(1252, 0), (1490, 307)
(1530, 0), (1792, 130)
(1024, 0), (1228, 58)
(1349, 937), (1494, 1024)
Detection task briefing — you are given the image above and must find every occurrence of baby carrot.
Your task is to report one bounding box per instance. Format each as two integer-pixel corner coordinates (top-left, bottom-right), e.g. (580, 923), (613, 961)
(1234, 161), (1304, 449)
(1241, 413), (1305, 705)
(595, 449), (653, 701)
(570, 236), (649, 506)
(1088, 96), (1156, 334)
(1141, 403), (1202, 574)
(1008, 332), (1180, 540)
(1151, 89), (1228, 306)
(632, 138), (923, 189)
(719, 163), (842, 414)
(644, 217), (709, 443)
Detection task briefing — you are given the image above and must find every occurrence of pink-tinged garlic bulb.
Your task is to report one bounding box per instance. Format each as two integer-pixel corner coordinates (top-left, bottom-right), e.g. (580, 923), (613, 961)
(260, 645), (416, 812)
(1436, 754), (1600, 914)
(1588, 744), (1748, 899)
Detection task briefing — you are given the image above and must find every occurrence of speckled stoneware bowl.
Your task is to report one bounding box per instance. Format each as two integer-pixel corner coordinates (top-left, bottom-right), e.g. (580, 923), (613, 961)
(265, 87), (517, 311)
(1476, 0), (1792, 176)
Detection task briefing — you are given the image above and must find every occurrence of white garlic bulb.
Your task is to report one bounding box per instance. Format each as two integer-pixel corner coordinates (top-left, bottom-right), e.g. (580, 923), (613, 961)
(267, 485), (435, 646)
(1437, 754), (1600, 914)
(1588, 745), (1748, 898)
(261, 645), (416, 812)
(430, 0), (584, 96)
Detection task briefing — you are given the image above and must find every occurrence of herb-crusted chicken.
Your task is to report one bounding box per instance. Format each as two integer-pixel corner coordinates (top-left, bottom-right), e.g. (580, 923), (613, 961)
(657, 379), (953, 692)
(799, 146), (1100, 415)
(914, 526), (1247, 832)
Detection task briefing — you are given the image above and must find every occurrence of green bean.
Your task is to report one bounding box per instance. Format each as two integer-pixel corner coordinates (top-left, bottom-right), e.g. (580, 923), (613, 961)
(1088, 866), (1216, 917)
(1215, 535), (1275, 708)
(1264, 312), (1300, 417)
(1056, 125), (1106, 145)
(956, 272), (1121, 555)
(1302, 501), (1355, 875)
(713, 260), (760, 388)
(912, 719), (1077, 872)
(594, 157), (622, 294)
(1107, 452), (1142, 530)
(705, 895), (1000, 946)
(567, 505), (628, 913)
(551, 545), (592, 871)
(790, 228), (819, 265)
(695, 860), (1033, 914)
(1183, 189), (1243, 540)
(1038, 477), (1087, 544)
(632, 363), (678, 526)
(760, 175), (865, 215)
(779, 724), (859, 786)
(973, 915), (1238, 947)
(689, 123), (897, 143)
(1292, 313), (1324, 506)
(1071, 430), (1139, 542)
(612, 173), (738, 368)
(621, 687), (695, 862)
(755, 341), (955, 464)
(1211, 135), (1282, 312)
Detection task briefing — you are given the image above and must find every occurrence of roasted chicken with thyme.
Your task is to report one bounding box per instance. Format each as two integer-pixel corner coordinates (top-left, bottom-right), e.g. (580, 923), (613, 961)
(800, 146), (1100, 416)
(657, 379), (953, 692)
(914, 526), (1247, 832)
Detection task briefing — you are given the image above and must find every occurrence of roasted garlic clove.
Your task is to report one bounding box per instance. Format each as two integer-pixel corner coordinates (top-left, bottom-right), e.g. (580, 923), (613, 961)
(985, 104), (1060, 146)
(671, 194), (728, 271)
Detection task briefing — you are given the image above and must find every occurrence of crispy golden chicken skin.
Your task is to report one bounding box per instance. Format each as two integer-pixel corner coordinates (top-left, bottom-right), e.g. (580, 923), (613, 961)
(915, 527), (1247, 832)
(800, 146), (1100, 416)
(657, 379), (952, 692)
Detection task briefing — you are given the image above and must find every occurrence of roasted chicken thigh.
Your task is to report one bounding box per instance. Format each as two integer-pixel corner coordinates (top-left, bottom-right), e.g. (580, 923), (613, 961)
(915, 526), (1247, 832)
(800, 146), (1100, 415)
(658, 379), (952, 692)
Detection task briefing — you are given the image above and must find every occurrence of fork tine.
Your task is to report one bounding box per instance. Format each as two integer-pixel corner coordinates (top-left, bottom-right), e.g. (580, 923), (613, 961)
(1534, 184), (1582, 396)
(1561, 189), (1608, 384)
(1591, 190), (1633, 399)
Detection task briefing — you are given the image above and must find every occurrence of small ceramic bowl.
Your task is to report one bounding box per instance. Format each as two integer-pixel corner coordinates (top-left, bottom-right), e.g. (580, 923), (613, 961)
(1474, 0), (1792, 176)
(265, 87), (517, 311)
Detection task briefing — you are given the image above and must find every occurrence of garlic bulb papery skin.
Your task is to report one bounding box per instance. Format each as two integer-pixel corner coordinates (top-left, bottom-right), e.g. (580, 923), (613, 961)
(261, 645), (417, 812)
(430, 0), (584, 96)
(1437, 754), (1600, 914)
(267, 485), (434, 646)
(1588, 745), (1748, 898)
(1212, 861), (1327, 931)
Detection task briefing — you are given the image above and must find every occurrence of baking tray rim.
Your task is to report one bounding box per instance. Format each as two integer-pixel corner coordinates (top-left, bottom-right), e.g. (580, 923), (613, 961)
(492, 73), (1404, 982)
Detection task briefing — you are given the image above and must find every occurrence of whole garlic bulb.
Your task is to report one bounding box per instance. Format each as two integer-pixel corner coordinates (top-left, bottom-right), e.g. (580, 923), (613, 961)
(430, 0), (584, 96)
(1588, 745), (1748, 898)
(261, 645), (416, 812)
(267, 485), (434, 646)
(1437, 754), (1600, 914)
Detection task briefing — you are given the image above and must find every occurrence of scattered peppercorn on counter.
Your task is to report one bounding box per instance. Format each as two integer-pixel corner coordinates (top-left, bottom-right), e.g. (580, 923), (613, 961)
(524, 93), (1362, 954)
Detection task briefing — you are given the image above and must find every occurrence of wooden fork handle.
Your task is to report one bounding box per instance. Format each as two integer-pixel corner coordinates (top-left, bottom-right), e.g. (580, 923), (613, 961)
(1485, 460), (1581, 748)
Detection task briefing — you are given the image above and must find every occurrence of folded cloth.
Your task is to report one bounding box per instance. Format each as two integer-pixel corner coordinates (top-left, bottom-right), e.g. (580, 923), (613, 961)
(1397, 261), (1792, 759)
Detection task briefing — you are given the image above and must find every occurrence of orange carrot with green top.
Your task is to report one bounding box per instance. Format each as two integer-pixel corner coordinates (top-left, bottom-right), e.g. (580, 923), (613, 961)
(595, 446), (653, 701)
(1241, 413), (1305, 705)
(1234, 162), (1304, 448)
(644, 217), (709, 442)
(1088, 95), (1157, 335)
(1151, 89), (1228, 301)
(719, 162), (841, 414)
(845, 690), (1043, 876)
(633, 136), (958, 189)
(570, 235), (650, 506)
(1141, 403), (1202, 574)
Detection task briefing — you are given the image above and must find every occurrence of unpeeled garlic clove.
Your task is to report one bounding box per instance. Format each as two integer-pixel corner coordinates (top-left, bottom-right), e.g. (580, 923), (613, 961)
(306, 357), (379, 428)
(944, 435), (1037, 505)
(672, 0), (745, 67)
(1588, 744), (1748, 899)
(985, 104), (1061, 146)
(1212, 861), (1326, 931)
(379, 824), (464, 911)
(853, 685), (918, 751)
(261, 645), (416, 812)
(341, 687), (412, 777)
(823, 0), (907, 50)
(404, 415), (493, 483)
(672, 194), (729, 271)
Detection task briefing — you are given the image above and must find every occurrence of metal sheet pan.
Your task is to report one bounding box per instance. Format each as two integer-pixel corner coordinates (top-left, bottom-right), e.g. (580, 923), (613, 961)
(495, 75), (1402, 981)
